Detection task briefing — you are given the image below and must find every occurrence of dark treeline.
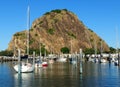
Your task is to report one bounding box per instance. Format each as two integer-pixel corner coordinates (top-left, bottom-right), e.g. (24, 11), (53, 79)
(0, 47), (117, 56)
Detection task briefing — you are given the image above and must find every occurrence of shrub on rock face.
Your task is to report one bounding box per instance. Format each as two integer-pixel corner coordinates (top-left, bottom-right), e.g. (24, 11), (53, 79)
(61, 47), (70, 54)
(83, 48), (95, 55)
(47, 28), (55, 35)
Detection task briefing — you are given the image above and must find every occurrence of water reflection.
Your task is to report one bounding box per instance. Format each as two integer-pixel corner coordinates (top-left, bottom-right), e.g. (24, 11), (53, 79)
(33, 62), (80, 87)
(0, 62), (120, 87)
(0, 63), (14, 87)
(82, 62), (120, 87)
(14, 73), (34, 87)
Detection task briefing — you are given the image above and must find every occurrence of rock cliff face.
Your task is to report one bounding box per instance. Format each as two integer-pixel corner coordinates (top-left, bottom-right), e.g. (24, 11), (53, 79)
(8, 9), (109, 54)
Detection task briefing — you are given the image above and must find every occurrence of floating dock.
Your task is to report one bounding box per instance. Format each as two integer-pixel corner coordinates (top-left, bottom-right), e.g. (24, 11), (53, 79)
(0, 56), (18, 62)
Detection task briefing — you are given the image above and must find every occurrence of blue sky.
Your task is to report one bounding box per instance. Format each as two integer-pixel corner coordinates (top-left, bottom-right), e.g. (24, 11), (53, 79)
(0, 0), (120, 51)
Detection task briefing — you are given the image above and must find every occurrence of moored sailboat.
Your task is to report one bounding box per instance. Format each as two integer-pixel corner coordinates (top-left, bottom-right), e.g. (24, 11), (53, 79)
(13, 6), (35, 73)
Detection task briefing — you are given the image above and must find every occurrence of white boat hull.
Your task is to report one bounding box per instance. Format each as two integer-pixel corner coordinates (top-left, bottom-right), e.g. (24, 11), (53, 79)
(100, 59), (107, 63)
(14, 63), (34, 73)
(57, 58), (67, 62)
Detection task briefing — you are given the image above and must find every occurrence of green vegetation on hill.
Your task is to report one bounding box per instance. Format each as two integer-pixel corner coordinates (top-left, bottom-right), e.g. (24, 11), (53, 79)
(44, 9), (68, 15)
(61, 47), (70, 54)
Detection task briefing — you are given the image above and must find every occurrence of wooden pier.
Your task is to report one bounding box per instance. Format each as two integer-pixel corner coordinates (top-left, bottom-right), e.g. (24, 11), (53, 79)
(0, 56), (18, 62)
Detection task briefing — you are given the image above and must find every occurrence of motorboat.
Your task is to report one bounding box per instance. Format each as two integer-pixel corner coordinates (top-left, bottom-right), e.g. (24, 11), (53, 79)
(42, 61), (48, 67)
(57, 57), (67, 62)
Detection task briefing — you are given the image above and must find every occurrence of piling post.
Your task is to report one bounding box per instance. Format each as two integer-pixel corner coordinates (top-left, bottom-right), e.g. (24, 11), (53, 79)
(118, 53), (120, 66)
(33, 51), (35, 69)
(79, 49), (83, 74)
(18, 49), (21, 74)
(75, 51), (77, 68)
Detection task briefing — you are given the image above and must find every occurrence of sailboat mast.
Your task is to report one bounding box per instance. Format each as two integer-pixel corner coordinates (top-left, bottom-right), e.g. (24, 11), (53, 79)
(70, 38), (73, 54)
(116, 27), (119, 54)
(115, 27), (120, 65)
(27, 5), (30, 56)
(94, 39), (97, 57)
(100, 40), (102, 54)
(39, 38), (41, 57)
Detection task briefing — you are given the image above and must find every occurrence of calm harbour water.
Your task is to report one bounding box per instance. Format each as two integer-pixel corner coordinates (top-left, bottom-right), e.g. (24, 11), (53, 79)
(0, 61), (120, 87)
